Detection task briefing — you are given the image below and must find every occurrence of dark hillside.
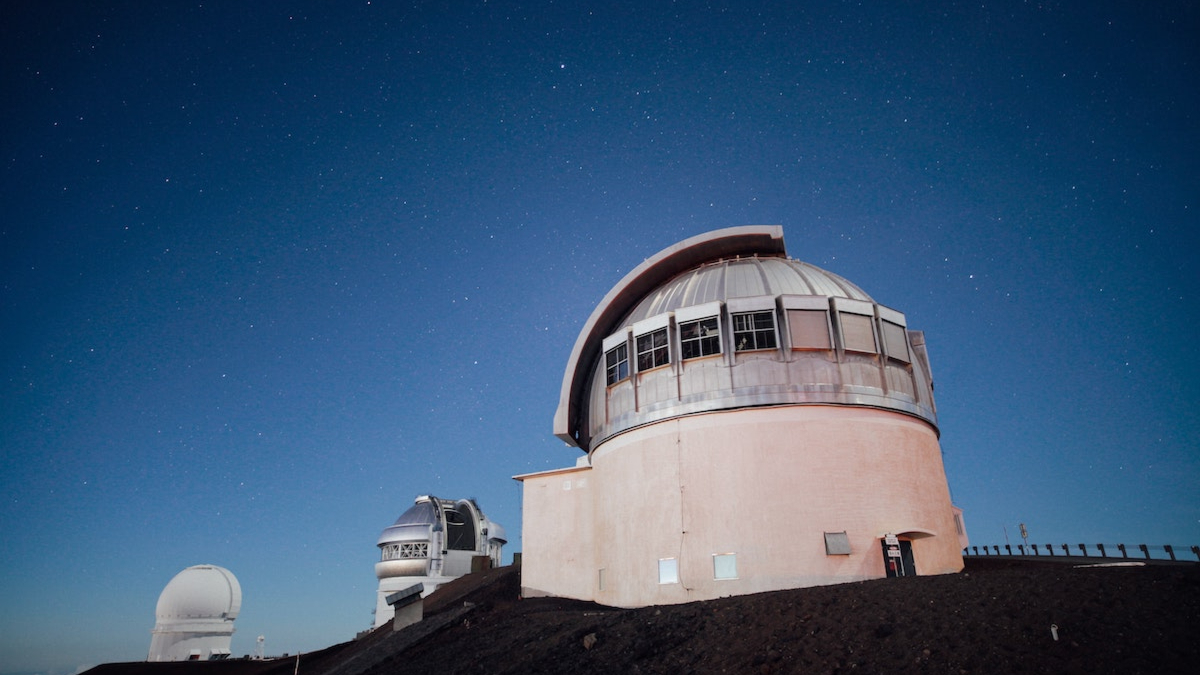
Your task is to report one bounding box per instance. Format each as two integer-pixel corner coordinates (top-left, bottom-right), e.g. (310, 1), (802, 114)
(87, 559), (1200, 675)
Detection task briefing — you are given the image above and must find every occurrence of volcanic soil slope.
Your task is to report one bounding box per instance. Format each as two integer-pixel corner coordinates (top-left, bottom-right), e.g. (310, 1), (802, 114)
(89, 558), (1200, 675)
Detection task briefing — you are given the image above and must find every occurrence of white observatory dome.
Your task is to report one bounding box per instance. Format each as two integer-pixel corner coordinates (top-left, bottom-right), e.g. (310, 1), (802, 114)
(148, 565), (241, 661)
(155, 564), (242, 621)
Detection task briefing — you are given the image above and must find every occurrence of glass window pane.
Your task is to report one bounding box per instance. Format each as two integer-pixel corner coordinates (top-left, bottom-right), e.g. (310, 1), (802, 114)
(713, 553), (737, 579)
(606, 343), (629, 384)
(658, 558), (679, 584)
(680, 317), (721, 360)
(636, 327), (670, 370)
(733, 311), (776, 351)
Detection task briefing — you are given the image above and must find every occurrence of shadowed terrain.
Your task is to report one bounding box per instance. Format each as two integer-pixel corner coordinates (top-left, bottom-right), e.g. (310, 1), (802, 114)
(86, 558), (1200, 674)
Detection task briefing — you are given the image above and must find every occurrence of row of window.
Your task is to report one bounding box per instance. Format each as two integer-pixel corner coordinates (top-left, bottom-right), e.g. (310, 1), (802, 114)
(655, 553), (738, 585)
(647, 532), (853, 586)
(605, 305), (909, 385)
(381, 542), (430, 561)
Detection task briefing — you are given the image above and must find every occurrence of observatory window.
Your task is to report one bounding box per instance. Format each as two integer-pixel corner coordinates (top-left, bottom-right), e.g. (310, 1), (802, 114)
(732, 311), (777, 351)
(636, 327), (670, 371)
(787, 309), (832, 350)
(605, 343), (629, 384)
(658, 557), (679, 584)
(713, 553), (738, 580)
(680, 316), (721, 359)
(382, 542), (429, 560)
(824, 531), (852, 555)
(880, 320), (910, 363)
(839, 313), (878, 354)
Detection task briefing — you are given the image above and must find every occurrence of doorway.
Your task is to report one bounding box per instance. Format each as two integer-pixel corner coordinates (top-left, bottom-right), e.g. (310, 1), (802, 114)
(881, 538), (915, 578)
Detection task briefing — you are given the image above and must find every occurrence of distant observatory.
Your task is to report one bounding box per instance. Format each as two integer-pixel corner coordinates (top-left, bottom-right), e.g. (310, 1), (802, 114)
(517, 226), (968, 607)
(373, 495), (506, 628)
(147, 564), (240, 661)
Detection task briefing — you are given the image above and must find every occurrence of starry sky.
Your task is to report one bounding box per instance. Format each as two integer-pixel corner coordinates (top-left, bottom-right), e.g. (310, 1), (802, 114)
(2, 1), (1197, 673)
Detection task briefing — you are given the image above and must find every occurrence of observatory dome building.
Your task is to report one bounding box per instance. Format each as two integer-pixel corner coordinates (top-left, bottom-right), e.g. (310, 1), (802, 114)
(147, 564), (240, 661)
(373, 495), (506, 628)
(516, 226), (967, 607)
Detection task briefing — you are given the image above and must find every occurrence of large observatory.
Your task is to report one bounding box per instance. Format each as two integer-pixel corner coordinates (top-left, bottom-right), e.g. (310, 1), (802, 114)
(147, 564), (241, 661)
(373, 495), (506, 628)
(516, 226), (967, 607)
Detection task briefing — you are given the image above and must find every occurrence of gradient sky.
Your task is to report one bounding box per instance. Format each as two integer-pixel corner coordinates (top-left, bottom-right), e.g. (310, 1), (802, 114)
(2, 1), (1197, 673)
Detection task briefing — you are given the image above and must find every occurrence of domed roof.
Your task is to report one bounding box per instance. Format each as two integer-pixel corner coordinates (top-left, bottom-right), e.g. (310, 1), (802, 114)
(155, 565), (241, 622)
(377, 498), (439, 546)
(553, 226), (938, 452)
(621, 256), (871, 326)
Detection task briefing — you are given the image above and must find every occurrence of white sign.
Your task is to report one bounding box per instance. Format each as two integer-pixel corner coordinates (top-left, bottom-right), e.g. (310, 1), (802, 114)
(885, 534), (899, 546)
(887, 548), (902, 557)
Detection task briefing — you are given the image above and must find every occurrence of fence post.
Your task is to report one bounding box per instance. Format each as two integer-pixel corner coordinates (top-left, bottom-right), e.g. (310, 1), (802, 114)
(1046, 544), (1054, 557)
(1005, 545), (1012, 555)
(1078, 543), (1088, 557)
(1192, 546), (1199, 562)
(993, 545), (1000, 555)
(1032, 544), (1039, 555)
(1117, 543), (1127, 558)
(1061, 544), (1069, 556)
(972, 546), (979, 555)
(1139, 544), (1150, 560)
(1164, 545), (1175, 561)
(1097, 543), (1106, 558)
(1018, 545), (1025, 555)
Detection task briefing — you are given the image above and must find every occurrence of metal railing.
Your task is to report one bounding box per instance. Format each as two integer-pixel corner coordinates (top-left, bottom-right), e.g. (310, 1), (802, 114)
(963, 543), (1200, 562)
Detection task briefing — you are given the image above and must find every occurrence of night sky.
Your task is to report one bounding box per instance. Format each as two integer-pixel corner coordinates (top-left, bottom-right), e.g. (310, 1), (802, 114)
(2, 1), (1197, 672)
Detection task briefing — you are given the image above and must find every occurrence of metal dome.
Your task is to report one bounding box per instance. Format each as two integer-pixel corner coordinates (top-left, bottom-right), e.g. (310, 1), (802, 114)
(553, 226), (938, 452)
(377, 498), (440, 546)
(154, 565), (241, 621)
(620, 256), (872, 326)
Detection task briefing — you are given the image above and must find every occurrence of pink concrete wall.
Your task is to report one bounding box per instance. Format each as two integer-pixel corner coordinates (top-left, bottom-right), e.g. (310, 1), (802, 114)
(517, 466), (596, 600)
(521, 404), (963, 607)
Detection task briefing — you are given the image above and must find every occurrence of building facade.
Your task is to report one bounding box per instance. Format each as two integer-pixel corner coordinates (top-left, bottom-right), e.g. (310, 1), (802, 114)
(517, 226), (966, 608)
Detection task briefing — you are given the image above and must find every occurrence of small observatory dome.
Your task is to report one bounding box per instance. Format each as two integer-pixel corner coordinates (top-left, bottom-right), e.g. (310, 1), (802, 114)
(372, 496), (506, 628)
(147, 565), (241, 661)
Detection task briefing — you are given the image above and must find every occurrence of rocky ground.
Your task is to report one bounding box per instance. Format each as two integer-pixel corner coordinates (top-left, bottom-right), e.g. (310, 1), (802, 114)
(88, 557), (1200, 675)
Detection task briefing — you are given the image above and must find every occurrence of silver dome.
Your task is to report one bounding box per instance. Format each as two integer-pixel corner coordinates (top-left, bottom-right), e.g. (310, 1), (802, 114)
(621, 256), (872, 326)
(554, 226), (938, 452)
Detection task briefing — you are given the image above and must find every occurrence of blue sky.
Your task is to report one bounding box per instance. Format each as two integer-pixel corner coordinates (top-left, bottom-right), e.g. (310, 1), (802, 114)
(2, 1), (1196, 673)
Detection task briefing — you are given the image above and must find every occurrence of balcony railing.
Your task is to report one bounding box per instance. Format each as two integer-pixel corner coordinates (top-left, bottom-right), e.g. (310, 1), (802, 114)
(963, 543), (1199, 562)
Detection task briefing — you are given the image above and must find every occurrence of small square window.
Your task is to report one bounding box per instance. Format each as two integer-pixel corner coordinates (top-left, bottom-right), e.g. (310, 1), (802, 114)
(598, 568), (606, 591)
(733, 311), (777, 351)
(824, 531), (852, 555)
(713, 553), (737, 579)
(637, 328), (670, 371)
(658, 558), (679, 584)
(680, 317), (721, 359)
(605, 343), (629, 384)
